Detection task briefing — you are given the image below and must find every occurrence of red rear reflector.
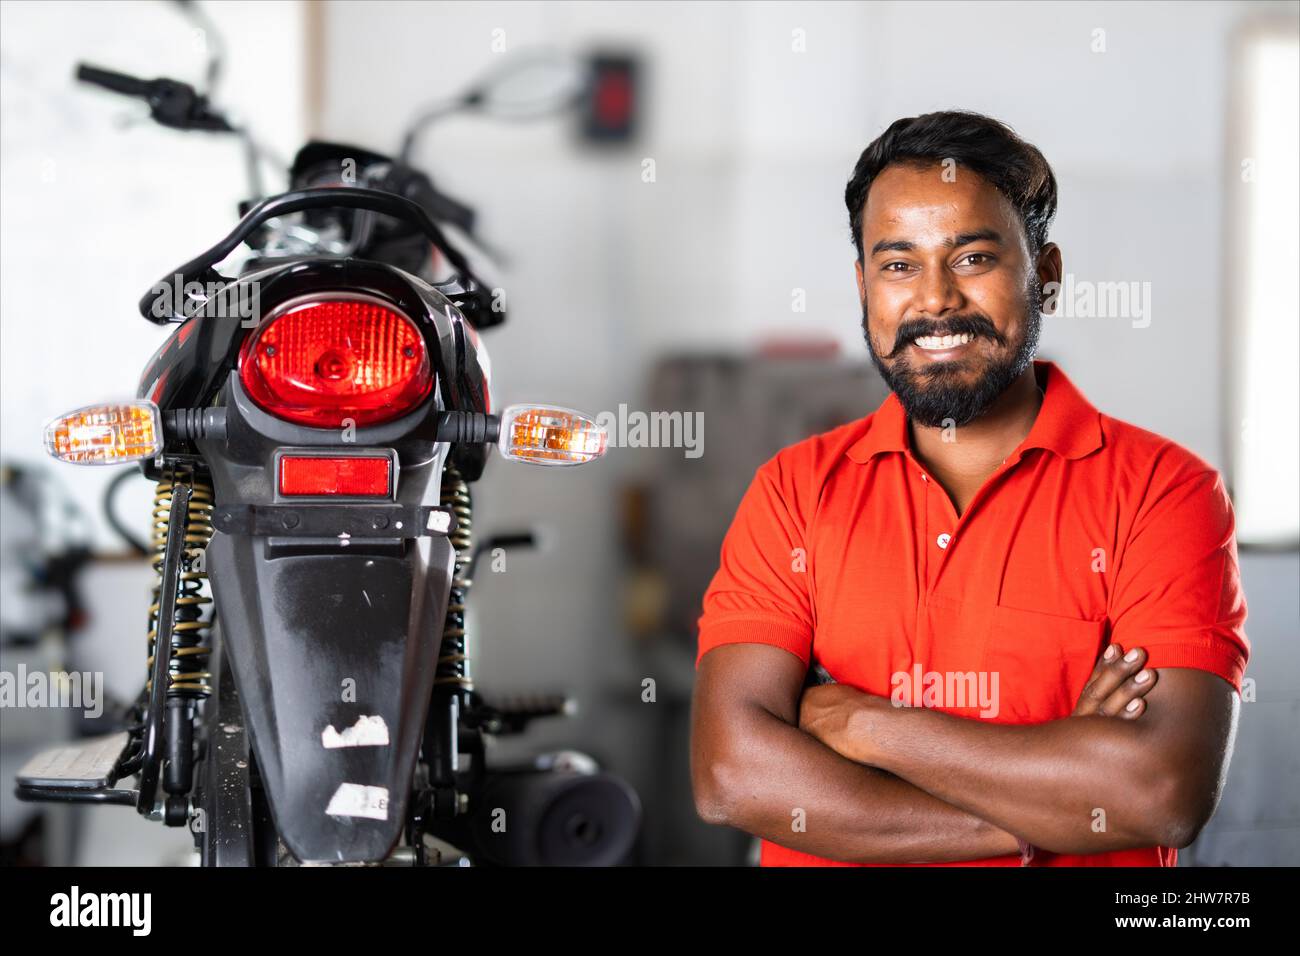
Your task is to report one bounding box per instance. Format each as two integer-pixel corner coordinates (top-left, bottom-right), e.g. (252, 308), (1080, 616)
(279, 457), (392, 497)
(239, 296), (432, 427)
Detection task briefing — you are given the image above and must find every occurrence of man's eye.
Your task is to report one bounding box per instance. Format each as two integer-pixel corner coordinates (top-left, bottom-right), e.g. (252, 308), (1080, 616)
(958, 253), (993, 267)
(883, 262), (912, 273)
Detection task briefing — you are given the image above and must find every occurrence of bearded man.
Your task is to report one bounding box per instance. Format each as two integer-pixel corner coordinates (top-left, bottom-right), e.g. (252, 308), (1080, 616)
(690, 111), (1249, 867)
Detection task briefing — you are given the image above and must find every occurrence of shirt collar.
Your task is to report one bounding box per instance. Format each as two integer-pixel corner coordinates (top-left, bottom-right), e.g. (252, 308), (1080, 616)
(846, 360), (1103, 464)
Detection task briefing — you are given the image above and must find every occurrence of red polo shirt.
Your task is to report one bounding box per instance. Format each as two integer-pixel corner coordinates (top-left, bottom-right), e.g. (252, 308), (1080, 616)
(695, 360), (1249, 867)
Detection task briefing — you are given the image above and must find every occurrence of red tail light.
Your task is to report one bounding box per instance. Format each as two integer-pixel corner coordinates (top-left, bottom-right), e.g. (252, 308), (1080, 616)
(238, 295), (432, 427)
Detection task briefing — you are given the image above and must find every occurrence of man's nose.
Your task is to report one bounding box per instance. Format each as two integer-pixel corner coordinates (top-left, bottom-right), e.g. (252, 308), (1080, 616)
(911, 264), (965, 319)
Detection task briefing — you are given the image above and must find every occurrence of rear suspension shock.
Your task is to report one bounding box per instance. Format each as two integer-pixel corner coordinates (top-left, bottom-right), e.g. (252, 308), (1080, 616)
(437, 463), (473, 693)
(118, 470), (216, 817)
(146, 472), (215, 700)
(150, 472), (215, 810)
(424, 462), (475, 802)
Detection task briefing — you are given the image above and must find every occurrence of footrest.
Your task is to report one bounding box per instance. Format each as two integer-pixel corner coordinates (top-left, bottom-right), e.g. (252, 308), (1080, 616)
(17, 731), (130, 790)
(470, 693), (574, 735)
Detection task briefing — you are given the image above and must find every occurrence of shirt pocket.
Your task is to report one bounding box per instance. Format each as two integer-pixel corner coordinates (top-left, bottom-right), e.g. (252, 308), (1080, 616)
(981, 605), (1108, 724)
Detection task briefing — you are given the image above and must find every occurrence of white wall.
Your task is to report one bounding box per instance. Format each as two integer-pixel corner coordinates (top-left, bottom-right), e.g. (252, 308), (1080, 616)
(0, 0), (304, 547)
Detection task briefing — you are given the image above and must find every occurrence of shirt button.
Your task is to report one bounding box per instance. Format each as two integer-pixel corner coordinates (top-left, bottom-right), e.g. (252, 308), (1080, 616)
(920, 473), (928, 482)
(936, 533), (951, 549)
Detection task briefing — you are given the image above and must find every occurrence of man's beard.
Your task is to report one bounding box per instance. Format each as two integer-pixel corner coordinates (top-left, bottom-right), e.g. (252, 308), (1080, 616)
(863, 277), (1042, 429)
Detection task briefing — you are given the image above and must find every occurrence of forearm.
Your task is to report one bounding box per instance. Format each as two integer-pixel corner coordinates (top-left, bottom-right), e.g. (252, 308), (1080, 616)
(697, 703), (1021, 864)
(862, 706), (1174, 854)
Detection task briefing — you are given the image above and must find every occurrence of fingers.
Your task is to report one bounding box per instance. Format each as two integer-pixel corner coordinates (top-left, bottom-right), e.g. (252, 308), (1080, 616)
(1074, 643), (1131, 715)
(1073, 644), (1154, 717)
(1103, 664), (1159, 720)
(1077, 644), (1117, 699)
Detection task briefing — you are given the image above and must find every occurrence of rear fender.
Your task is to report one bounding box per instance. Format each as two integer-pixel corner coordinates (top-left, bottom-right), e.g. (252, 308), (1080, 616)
(204, 531), (452, 864)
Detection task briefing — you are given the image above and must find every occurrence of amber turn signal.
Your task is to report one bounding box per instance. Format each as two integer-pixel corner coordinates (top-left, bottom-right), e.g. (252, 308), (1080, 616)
(497, 404), (607, 466)
(43, 401), (162, 465)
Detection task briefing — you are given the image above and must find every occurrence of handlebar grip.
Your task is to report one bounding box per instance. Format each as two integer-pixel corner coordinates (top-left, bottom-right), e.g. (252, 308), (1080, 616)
(76, 63), (151, 98)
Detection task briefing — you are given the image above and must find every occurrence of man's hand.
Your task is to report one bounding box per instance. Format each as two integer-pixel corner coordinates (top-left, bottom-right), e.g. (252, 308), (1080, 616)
(799, 643), (1159, 765)
(1072, 643), (1158, 718)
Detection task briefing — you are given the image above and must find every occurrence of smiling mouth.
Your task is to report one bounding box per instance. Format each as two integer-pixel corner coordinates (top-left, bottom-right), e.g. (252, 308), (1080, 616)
(910, 332), (977, 353)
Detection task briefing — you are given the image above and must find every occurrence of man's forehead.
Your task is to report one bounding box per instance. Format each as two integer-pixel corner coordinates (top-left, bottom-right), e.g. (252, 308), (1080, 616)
(862, 163), (1020, 242)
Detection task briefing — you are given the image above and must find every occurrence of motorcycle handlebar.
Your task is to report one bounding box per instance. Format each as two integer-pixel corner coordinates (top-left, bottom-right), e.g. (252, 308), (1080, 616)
(76, 63), (151, 98)
(76, 62), (234, 134)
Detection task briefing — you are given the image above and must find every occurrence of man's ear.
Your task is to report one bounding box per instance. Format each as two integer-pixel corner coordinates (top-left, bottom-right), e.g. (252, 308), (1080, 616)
(854, 256), (866, 303)
(1036, 243), (1063, 306)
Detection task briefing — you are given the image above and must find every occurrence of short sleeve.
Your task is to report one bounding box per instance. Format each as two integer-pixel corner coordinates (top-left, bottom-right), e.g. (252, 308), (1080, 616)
(695, 459), (814, 668)
(1108, 466), (1250, 693)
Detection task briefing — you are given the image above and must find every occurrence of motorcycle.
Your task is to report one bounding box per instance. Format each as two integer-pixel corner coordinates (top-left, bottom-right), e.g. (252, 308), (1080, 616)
(15, 34), (641, 867)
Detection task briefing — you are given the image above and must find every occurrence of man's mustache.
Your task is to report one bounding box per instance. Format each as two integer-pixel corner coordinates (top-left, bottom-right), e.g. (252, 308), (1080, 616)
(886, 313), (1006, 358)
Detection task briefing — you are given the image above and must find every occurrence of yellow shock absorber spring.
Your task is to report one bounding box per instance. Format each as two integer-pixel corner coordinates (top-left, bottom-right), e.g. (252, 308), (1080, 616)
(436, 464), (472, 689)
(145, 473), (215, 698)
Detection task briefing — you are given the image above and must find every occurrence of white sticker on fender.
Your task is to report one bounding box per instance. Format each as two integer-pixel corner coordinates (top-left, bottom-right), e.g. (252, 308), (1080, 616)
(321, 715), (390, 749)
(325, 783), (389, 820)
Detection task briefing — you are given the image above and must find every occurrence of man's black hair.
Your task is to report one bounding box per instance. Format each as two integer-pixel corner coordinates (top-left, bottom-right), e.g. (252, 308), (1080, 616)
(845, 110), (1058, 261)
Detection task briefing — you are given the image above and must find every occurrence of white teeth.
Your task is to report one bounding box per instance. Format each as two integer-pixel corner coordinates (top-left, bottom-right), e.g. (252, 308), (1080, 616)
(913, 332), (974, 350)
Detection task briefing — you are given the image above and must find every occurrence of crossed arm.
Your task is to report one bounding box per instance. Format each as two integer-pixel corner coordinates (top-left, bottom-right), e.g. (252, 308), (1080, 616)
(690, 641), (1240, 863)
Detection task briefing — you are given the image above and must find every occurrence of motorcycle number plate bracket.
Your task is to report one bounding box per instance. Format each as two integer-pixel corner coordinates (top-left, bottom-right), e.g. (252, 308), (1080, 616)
(213, 503), (457, 539)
